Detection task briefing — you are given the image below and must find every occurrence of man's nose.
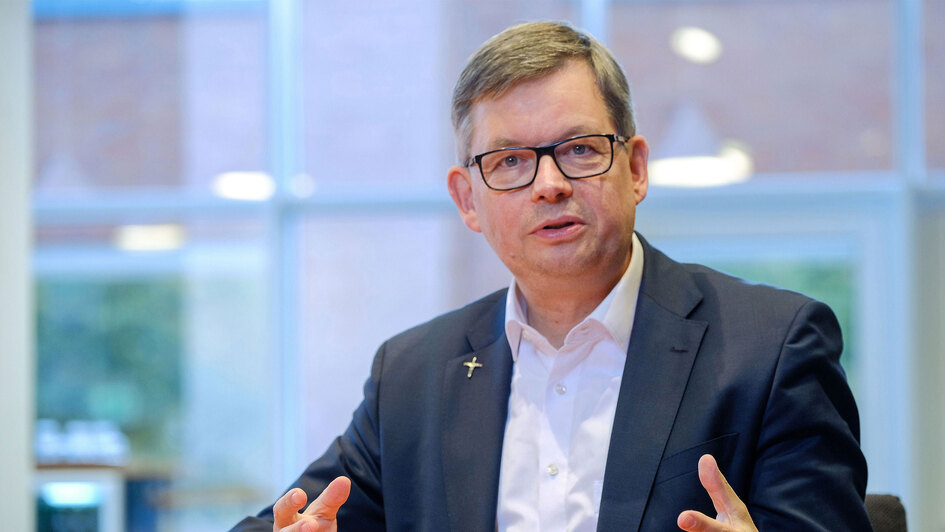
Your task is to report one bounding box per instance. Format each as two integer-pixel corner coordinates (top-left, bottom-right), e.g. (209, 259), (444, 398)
(530, 154), (573, 202)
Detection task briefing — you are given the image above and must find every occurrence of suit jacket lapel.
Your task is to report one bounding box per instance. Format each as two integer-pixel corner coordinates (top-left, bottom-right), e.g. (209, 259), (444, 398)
(441, 294), (513, 532)
(597, 237), (708, 532)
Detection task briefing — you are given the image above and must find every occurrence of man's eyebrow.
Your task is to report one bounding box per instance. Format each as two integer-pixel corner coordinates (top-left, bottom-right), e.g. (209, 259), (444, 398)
(484, 127), (599, 151)
(557, 126), (597, 141)
(485, 137), (522, 151)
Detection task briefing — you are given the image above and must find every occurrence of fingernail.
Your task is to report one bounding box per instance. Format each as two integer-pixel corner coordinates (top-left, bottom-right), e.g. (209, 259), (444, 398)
(292, 491), (303, 505)
(680, 514), (694, 528)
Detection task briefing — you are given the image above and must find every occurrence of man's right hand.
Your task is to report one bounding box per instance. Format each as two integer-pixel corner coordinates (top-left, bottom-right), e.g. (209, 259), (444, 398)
(272, 476), (351, 532)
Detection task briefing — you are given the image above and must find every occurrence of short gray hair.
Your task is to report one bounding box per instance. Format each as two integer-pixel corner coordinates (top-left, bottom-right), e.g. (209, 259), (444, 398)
(451, 21), (636, 162)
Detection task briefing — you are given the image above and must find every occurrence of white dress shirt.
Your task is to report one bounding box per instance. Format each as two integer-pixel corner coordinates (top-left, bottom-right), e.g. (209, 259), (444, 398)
(497, 233), (645, 532)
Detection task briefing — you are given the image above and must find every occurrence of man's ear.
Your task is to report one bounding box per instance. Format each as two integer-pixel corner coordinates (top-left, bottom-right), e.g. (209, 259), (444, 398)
(447, 165), (482, 233)
(627, 135), (649, 205)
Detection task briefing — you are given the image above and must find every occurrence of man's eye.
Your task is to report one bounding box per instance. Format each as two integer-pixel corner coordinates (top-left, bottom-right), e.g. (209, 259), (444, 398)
(502, 155), (520, 167)
(571, 144), (590, 155)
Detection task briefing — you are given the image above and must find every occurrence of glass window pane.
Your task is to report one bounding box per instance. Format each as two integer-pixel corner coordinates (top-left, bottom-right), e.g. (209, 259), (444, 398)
(301, 0), (444, 188)
(34, 217), (277, 530)
(612, 0), (894, 178)
(296, 212), (508, 456)
(33, 1), (276, 524)
(927, 0), (944, 169)
(33, 3), (267, 196)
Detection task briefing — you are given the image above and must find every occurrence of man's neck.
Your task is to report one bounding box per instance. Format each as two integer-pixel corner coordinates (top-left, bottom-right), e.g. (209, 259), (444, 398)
(522, 295), (599, 349)
(517, 264), (627, 349)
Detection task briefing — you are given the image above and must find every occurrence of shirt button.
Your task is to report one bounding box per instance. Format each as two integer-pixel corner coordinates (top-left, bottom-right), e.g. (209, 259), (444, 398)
(554, 383), (567, 395)
(546, 463), (559, 476)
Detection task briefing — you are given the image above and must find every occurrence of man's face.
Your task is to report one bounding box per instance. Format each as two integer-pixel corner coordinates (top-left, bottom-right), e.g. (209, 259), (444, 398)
(447, 60), (649, 291)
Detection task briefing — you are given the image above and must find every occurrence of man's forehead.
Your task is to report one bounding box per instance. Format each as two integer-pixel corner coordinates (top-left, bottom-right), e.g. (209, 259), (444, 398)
(466, 68), (611, 151)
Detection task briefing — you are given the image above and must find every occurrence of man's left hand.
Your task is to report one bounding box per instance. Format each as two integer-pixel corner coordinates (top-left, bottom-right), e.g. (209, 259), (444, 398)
(677, 454), (758, 532)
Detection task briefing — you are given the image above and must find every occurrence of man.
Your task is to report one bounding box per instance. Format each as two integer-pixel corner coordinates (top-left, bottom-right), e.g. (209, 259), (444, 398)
(233, 21), (870, 532)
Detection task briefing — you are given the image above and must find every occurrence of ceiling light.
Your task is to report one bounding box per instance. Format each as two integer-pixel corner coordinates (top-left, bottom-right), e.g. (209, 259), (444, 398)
(212, 171), (275, 201)
(114, 224), (185, 251)
(671, 26), (723, 64)
(649, 141), (753, 188)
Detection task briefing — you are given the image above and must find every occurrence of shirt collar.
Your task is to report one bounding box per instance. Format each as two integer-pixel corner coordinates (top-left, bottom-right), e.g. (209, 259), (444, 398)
(504, 232), (645, 361)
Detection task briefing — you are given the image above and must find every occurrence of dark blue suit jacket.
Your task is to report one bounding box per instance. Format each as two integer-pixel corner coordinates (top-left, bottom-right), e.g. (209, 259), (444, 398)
(233, 235), (870, 531)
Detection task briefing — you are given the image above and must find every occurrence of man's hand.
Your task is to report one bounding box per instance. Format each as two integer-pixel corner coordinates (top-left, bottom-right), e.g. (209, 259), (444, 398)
(677, 454), (758, 532)
(272, 476), (351, 532)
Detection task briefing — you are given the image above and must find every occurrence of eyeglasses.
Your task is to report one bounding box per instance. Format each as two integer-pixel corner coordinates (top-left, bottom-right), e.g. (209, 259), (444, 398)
(466, 133), (629, 191)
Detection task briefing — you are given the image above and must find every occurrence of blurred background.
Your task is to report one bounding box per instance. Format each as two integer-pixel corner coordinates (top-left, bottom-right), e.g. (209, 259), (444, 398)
(2, 0), (943, 530)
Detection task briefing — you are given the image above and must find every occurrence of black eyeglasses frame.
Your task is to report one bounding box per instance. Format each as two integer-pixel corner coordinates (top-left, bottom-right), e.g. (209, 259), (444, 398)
(465, 133), (630, 191)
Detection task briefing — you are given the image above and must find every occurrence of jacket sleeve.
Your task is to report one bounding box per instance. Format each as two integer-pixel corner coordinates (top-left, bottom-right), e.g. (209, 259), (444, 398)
(747, 299), (872, 531)
(229, 343), (388, 532)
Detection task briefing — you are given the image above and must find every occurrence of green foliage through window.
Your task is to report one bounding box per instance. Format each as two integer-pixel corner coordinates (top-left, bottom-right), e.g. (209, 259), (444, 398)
(35, 277), (183, 463)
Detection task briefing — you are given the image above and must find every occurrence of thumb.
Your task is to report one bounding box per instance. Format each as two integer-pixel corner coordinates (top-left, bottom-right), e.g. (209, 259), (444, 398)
(700, 455), (728, 508)
(697, 454), (753, 526)
(302, 476), (351, 521)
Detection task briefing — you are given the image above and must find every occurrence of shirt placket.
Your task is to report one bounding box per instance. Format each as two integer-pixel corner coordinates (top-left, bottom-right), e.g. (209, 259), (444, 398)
(537, 343), (580, 532)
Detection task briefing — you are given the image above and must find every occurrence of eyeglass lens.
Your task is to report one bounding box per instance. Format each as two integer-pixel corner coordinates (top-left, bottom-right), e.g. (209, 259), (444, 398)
(480, 135), (613, 190)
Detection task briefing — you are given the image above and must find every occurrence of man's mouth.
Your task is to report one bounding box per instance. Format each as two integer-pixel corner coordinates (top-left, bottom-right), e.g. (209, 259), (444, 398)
(544, 221), (575, 230)
(532, 215), (583, 236)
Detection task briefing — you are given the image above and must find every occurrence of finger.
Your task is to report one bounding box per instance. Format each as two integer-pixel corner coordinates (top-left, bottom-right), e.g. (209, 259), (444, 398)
(677, 510), (732, 531)
(301, 476), (352, 521)
(273, 488), (307, 528)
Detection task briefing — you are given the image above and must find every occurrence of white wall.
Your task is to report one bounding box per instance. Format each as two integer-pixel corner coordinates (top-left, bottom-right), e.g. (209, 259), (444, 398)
(0, 1), (35, 531)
